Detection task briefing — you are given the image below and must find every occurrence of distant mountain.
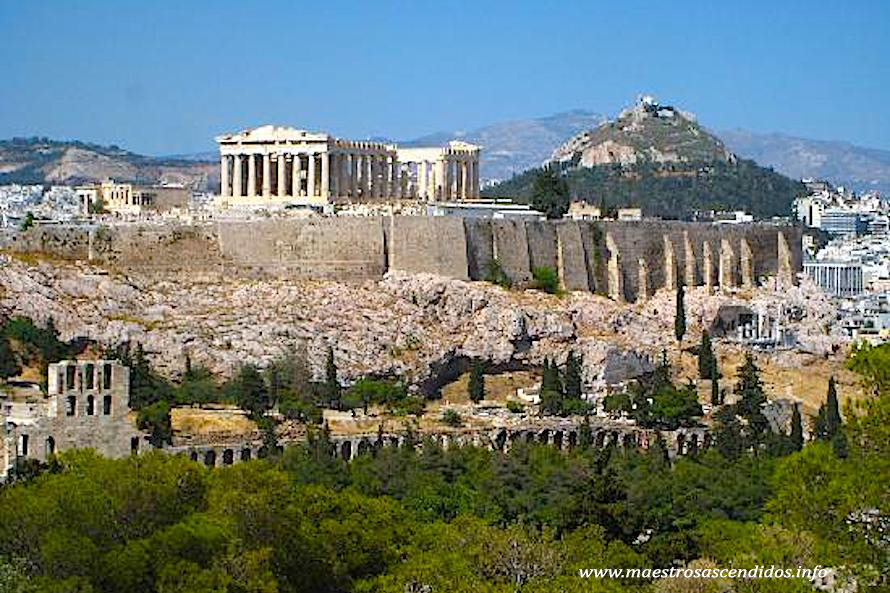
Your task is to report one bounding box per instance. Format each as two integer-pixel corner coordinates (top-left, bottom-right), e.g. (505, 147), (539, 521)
(720, 130), (890, 194)
(405, 109), (605, 183)
(550, 98), (735, 166)
(0, 138), (217, 190)
(485, 98), (806, 219)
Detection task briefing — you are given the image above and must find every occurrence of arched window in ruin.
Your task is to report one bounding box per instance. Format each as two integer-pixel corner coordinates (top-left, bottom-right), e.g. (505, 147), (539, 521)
(65, 396), (76, 417)
(45, 436), (55, 457)
(103, 395), (112, 415)
(86, 395), (95, 416)
(84, 364), (95, 390)
(189, 451), (198, 462)
(204, 450), (216, 467)
(340, 441), (352, 461)
(18, 434), (29, 457)
(102, 364), (112, 390)
(222, 449), (234, 465)
(130, 437), (139, 454)
(240, 448), (251, 461)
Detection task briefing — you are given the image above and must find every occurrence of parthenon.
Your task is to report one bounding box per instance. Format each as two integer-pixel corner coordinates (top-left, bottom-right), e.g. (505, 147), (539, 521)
(216, 125), (481, 206)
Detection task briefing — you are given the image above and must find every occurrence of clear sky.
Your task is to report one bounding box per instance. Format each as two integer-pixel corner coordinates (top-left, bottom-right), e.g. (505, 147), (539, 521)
(1, 0), (887, 155)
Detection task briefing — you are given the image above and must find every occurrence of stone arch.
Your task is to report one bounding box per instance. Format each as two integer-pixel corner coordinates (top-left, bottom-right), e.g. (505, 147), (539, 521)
(702, 433), (712, 450)
(130, 436), (139, 454)
(495, 430), (507, 452)
(340, 440), (352, 461)
(676, 433), (686, 455)
(45, 436), (55, 457)
(538, 429), (550, 445)
(595, 431), (606, 448)
(553, 430), (564, 449)
(357, 438), (371, 457)
(189, 451), (198, 462)
(622, 433), (636, 448)
(204, 450), (217, 467)
(240, 448), (252, 461)
(567, 431), (577, 449)
(687, 434), (699, 454)
(525, 431), (535, 444)
(86, 395), (95, 416)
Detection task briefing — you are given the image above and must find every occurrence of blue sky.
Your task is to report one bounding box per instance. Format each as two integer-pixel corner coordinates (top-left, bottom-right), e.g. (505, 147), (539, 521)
(0, 0), (887, 155)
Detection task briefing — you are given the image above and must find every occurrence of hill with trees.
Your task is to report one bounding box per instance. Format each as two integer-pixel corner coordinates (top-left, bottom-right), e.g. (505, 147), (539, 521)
(484, 98), (807, 219)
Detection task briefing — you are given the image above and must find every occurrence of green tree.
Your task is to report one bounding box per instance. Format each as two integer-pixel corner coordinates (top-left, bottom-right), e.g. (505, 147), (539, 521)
(698, 331), (716, 380)
(467, 361), (485, 403)
(529, 166), (570, 219)
(789, 403), (803, 452)
(710, 374), (720, 406)
(229, 364), (269, 419)
(674, 283), (686, 342)
(563, 351), (583, 401)
(324, 346), (340, 410)
(713, 406), (744, 459)
(441, 409), (463, 427)
(0, 335), (21, 381)
(813, 376), (842, 442)
(734, 353), (769, 441)
(136, 401), (172, 447)
(20, 212), (35, 231)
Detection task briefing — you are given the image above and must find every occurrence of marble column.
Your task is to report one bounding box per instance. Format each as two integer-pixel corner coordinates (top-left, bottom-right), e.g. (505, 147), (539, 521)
(460, 160), (468, 199)
(247, 154), (256, 197)
(365, 157), (373, 199)
(390, 158), (399, 198)
(232, 155), (242, 197)
(330, 154), (339, 198)
(292, 154), (302, 197)
(436, 160), (446, 200)
(307, 153), (317, 198)
(349, 154), (357, 198)
(262, 154), (271, 197)
(277, 153), (286, 197)
(472, 159), (480, 198)
(220, 155), (230, 197)
(418, 161), (428, 200)
(320, 153), (329, 199)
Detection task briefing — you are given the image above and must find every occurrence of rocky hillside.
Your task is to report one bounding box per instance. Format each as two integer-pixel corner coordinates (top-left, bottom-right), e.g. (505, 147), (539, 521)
(0, 255), (847, 408)
(0, 137), (218, 190)
(550, 97), (735, 166)
(721, 129), (890, 194)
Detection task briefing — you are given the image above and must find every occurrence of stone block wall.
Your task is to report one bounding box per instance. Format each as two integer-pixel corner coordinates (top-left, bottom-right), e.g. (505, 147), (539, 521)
(1, 217), (802, 301)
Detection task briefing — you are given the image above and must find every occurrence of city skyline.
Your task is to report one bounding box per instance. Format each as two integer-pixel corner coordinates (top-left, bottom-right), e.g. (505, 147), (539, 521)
(1, 0), (888, 155)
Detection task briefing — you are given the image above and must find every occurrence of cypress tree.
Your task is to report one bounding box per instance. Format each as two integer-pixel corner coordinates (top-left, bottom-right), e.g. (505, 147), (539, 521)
(826, 376), (841, 435)
(578, 415), (592, 450)
(564, 351), (583, 400)
(710, 374), (720, 406)
(790, 403), (804, 452)
(468, 360), (485, 403)
(698, 331), (716, 380)
(675, 283), (686, 343)
(325, 346), (340, 410)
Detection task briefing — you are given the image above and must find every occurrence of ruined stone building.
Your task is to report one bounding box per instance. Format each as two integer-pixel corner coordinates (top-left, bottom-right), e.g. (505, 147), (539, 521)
(215, 125), (481, 206)
(76, 180), (189, 216)
(0, 360), (148, 479)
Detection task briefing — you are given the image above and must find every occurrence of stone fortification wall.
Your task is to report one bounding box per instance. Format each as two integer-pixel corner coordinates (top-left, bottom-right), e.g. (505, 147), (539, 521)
(1, 218), (801, 300)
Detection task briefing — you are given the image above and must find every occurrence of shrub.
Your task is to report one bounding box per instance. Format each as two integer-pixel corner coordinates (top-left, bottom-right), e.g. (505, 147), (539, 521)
(441, 409), (463, 427)
(532, 266), (561, 295)
(484, 259), (512, 288)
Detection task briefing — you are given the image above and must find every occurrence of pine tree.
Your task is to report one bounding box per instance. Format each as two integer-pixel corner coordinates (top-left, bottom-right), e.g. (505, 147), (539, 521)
(0, 335), (21, 381)
(234, 364), (269, 418)
(734, 353), (769, 439)
(468, 360), (485, 403)
(674, 283), (686, 343)
(564, 351), (583, 400)
(529, 165), (570, 219)
(325, 346), (340, 410)
(790, 403), (804, 452)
